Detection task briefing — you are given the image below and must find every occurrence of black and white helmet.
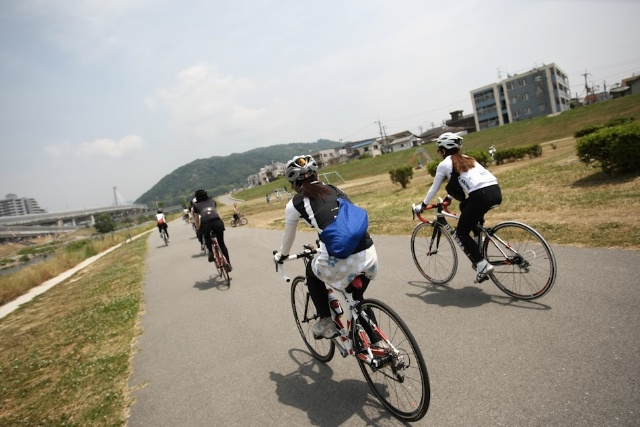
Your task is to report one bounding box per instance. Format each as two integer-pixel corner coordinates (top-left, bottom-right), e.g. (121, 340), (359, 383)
(285, 155), (318, 183)
(436, 132), (463, 150)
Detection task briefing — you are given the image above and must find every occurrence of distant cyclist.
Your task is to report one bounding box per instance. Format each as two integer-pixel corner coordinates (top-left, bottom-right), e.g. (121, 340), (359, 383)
(413, 132), (502, 282)
(192, 189), (232, 271)
(232, 202), (240, 224)
(155, 208), (170, 242)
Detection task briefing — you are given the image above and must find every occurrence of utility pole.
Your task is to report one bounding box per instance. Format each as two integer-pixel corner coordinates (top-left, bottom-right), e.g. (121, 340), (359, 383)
(113, 186), (118, 206)
(582, 70), (592, 99)
(375, 119), (388, 152)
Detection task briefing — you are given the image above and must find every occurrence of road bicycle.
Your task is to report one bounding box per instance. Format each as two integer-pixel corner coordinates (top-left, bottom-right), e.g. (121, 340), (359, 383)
(230, 213), (248, 227)
(208, 232), (230, 286)
(411, 200), (557, 300)
(160, 228), (169, 246)
(274, 245), (430, 422)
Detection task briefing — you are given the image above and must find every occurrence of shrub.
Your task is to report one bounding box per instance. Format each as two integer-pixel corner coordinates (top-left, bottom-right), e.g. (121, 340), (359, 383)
(465, 150), (492, 167)
(427, 160), (439, 177)
(576, 122), (640, 175)
(574, 124), (604, 138)
(574, 116), (635, 138)
(94, 213), (116, 233)
(493, 144), (542, 165)
(389, 164), (414, 189)
(605, 116), (635, 127)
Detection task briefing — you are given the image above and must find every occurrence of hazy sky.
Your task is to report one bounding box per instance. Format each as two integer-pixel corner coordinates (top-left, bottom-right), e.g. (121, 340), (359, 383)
(1, 0), (638, 212)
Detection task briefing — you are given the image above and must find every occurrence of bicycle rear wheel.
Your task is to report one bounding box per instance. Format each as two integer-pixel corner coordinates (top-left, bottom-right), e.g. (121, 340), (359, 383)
(484, 221), (557, 300)
(411, 222), (457, 284)
(354, 299), (430, 422)
(290, 277), (335, 362)
(215, 246), (230, 286)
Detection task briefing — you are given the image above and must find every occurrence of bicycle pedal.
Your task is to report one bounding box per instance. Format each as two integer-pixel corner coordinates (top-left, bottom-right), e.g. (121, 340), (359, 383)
(474, 275), (490, 284)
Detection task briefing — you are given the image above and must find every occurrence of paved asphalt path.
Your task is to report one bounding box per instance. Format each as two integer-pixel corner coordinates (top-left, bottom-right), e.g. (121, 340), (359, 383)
(127, 219), (640, 426)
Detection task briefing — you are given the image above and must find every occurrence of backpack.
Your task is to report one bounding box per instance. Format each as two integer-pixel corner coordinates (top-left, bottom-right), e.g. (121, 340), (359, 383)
(445, 169), (466, 202)
(319, 195), (369, 259)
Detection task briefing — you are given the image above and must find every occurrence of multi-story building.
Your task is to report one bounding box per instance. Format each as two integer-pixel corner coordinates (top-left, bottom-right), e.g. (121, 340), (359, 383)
(470, 63), (571, 131)
(0, 194), (47, 217)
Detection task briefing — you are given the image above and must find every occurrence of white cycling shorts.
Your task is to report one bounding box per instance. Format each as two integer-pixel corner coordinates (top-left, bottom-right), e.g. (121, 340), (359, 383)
(311, 243), (378, 291)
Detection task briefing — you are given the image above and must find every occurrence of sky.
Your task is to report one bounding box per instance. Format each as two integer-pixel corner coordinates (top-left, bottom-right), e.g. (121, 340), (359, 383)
(1, 0), (639, 213)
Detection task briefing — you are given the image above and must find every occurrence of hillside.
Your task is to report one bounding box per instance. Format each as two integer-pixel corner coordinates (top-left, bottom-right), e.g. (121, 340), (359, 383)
(134, 139), (341, 207)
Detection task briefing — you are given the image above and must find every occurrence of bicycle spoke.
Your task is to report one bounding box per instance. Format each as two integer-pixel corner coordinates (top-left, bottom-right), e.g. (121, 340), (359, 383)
(484, 221), (557, 300)
(411, 222), (457, 284)
(354, 299), (429, 422)
(290, 277), (334, 362)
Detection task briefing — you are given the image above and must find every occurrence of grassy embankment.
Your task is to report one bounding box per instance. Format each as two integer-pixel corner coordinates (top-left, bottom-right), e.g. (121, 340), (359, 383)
(225, 94), (640, 249)
(0, 94), (638, 426)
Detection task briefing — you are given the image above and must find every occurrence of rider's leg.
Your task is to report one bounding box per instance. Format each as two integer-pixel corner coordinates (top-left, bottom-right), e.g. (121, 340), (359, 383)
(211, 219), (230, 265)
(200, 221), (214, 261)
(306, 262), (331, 318)
(457, 186), (502, 278)
(347, 275), (383, 345)
(306, 262), (339, 338)
(163, 224), (169, 239)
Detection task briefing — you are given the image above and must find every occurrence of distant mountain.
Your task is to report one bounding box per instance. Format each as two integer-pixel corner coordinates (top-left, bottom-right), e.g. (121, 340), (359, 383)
(135, 139), (342, 207)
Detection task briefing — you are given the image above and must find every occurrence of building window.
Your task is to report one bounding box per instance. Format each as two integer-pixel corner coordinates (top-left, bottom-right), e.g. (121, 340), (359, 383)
(522, 107), (531, 115)
(520, 93), (529, 101)
(517, 78), (527, 87)
(506, 82), (514, 90)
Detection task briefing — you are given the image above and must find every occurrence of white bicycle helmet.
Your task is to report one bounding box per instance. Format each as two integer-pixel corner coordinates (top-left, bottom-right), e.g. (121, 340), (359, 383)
(436, 132), (463, 150)
(285, 155), (318, 183)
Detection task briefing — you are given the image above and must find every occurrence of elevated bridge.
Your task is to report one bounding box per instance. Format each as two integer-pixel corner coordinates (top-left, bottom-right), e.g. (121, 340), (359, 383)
(0, 204), (149, 241)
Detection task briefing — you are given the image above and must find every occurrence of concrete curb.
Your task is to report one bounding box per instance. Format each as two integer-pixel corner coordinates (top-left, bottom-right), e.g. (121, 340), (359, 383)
(0, 230), (151, 320)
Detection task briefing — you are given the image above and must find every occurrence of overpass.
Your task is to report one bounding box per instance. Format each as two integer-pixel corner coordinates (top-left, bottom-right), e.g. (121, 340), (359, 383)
(0, 204), (149, 241)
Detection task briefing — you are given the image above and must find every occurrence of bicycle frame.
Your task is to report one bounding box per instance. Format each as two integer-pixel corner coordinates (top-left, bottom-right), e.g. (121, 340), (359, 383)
(413, 202), (478, 261)
(414, 203), (531, 270)
(274, 245), (430, 421)
(276, 249), (396, 368)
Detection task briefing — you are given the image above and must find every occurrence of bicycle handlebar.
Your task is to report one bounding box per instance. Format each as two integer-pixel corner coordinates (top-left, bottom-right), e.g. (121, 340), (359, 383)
(272, 245), (317, 282)
(412, 199), (455, 223)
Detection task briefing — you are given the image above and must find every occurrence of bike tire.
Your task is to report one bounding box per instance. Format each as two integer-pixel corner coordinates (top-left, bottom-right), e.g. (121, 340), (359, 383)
(239, 217), (248, 226)
(290, 277), (335, 362)
(353, 299), (430, 422)
(220, 261), (230, 286)
(484, 221), (557, 300)
(410, 222), (458, 284)
(210, 246), (222, 276)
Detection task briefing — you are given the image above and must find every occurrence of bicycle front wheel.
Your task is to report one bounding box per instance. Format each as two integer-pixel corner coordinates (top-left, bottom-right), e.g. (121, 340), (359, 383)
(484, 221), (557, 300)
(290, 277), (335, 362)
(411, 222), (457, 284)
(239, 217), (248, 226)
(354, 299), (430, 422)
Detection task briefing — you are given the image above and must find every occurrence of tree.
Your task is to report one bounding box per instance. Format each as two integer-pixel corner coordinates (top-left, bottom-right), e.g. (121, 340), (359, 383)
(94, 213), (116, 233)
(389, 164), (414, 189)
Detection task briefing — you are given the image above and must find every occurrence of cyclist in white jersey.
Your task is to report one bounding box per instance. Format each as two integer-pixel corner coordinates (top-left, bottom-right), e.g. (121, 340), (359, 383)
(414, 132), (502, 282)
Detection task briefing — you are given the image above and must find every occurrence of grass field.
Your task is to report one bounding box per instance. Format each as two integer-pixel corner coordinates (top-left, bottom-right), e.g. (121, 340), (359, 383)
(221, 94), (640, 250)
(0, 94), (638, 426)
